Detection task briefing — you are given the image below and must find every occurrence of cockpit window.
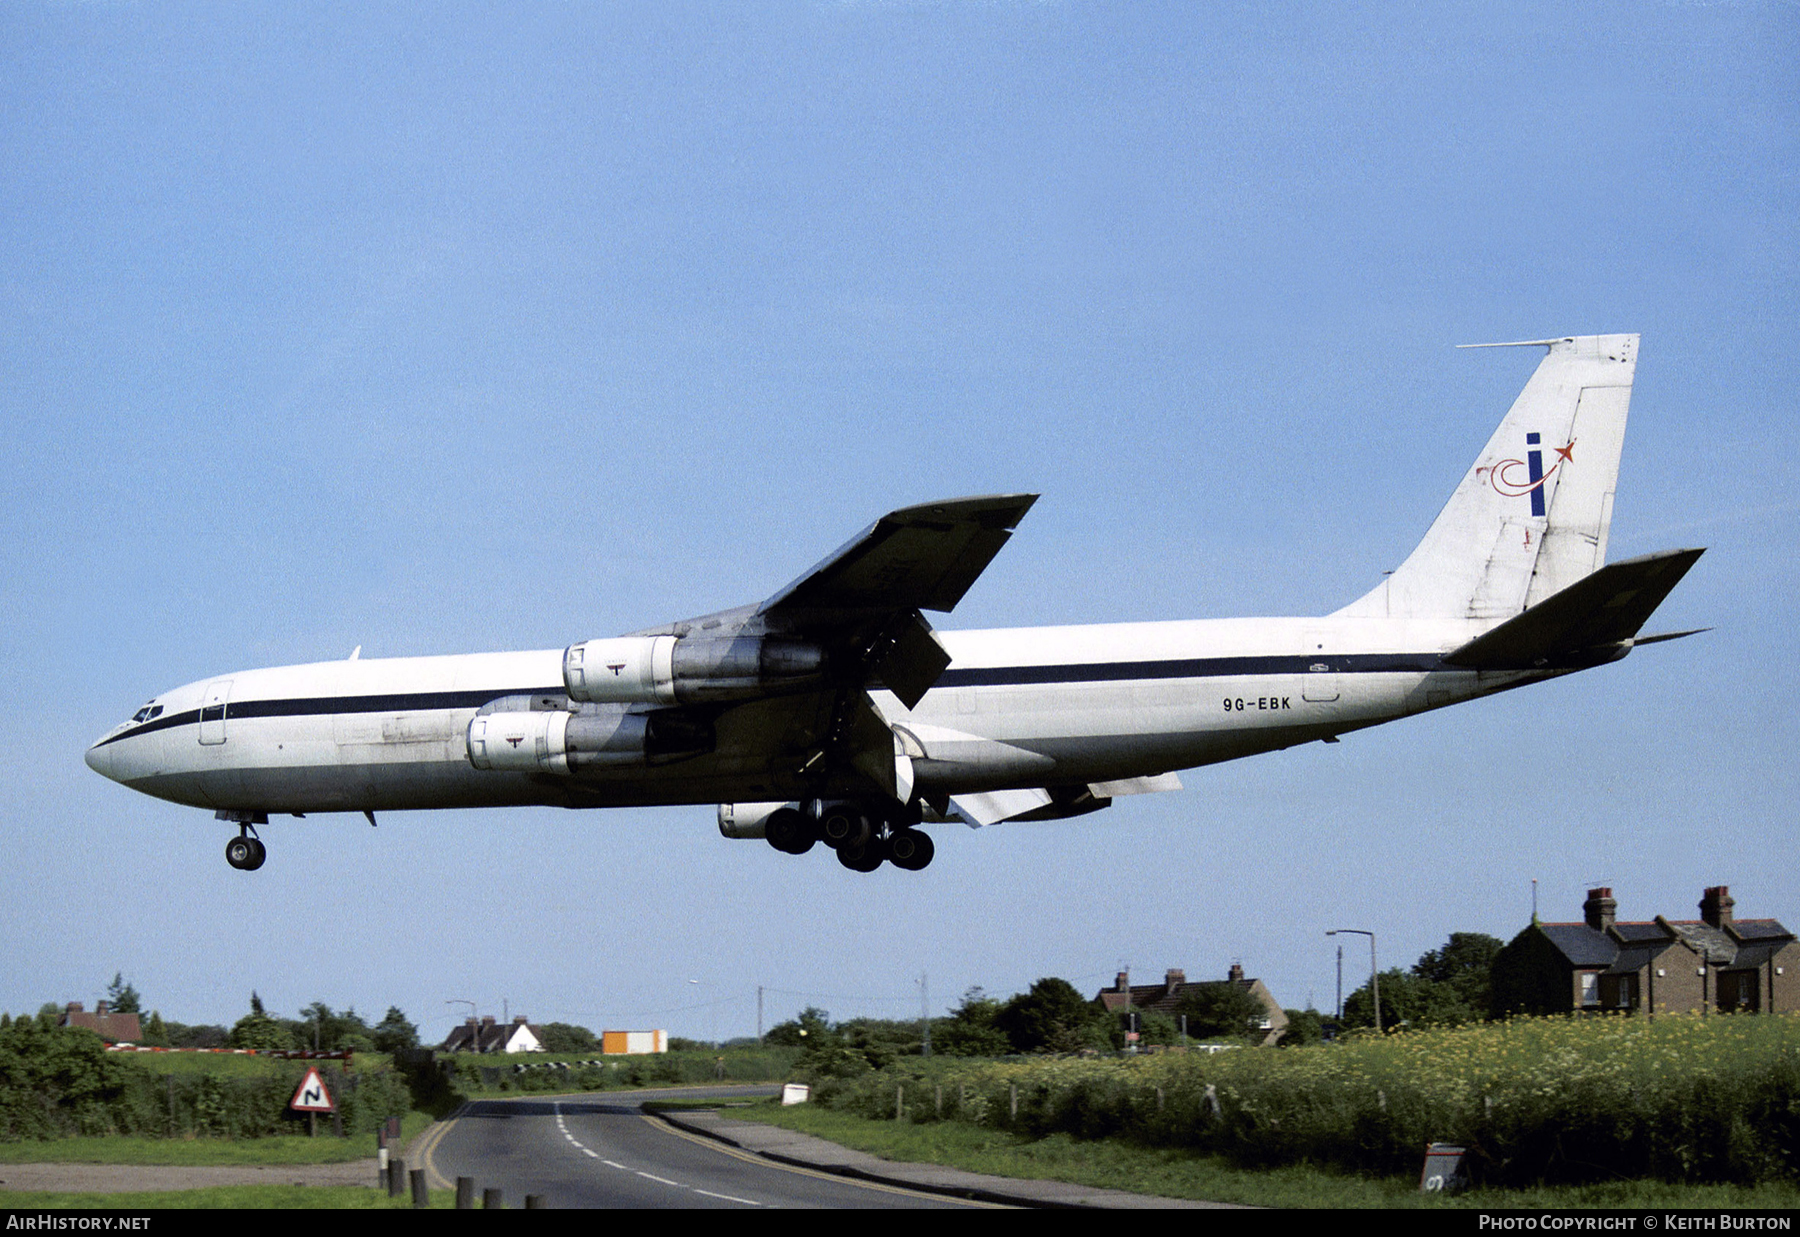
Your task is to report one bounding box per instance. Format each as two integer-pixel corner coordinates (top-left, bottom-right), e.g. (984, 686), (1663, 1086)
(131, 704), (163, 724)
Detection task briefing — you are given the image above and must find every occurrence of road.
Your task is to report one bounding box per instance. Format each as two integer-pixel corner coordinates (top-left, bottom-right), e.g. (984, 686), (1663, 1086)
(412, 1087), (997, 1209)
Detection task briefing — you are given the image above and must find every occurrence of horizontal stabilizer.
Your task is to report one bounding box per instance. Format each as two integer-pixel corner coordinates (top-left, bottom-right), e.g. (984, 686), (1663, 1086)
(1443, 548), (1704, 670)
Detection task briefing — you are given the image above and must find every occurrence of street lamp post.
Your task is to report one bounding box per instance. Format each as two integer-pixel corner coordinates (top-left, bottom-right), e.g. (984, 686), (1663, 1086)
(1327, 929), (1380, 1032)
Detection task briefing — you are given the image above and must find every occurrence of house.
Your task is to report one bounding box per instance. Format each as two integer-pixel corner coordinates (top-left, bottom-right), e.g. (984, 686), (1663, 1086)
(59, 1001), (142, 1045)
(1094, 965), (1289, 1046)
(1492, 886), (1798, 1017)
(442, 1014), (544, 1053)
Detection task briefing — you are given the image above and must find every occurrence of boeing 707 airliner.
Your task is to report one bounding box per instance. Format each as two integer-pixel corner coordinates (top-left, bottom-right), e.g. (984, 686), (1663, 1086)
(87, 334), (1703, 873)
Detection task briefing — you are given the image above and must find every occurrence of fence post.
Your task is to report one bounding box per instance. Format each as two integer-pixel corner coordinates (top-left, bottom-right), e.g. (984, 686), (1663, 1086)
(388, 1158), (406, 1197)
(409, 1168), (429, 1208)
(483, 1187), (504, 1209)
(456, 1177), (474, 1209)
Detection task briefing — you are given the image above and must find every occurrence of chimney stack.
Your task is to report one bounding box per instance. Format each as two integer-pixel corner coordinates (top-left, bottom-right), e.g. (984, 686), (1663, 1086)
(1227, 963), (1245, 982)
(1583, 887), (1617, 932)
(1700, 885), (1735, 930)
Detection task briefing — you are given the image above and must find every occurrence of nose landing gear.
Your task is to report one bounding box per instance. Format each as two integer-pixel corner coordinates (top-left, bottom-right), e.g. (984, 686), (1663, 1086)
(217, 811), (268, 871)
(225, 832), (266, 871)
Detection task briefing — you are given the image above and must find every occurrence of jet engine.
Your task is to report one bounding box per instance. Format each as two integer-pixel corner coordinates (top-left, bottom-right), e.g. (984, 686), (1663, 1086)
(467, 708), (711, 775)
(563, 634), (825, 705)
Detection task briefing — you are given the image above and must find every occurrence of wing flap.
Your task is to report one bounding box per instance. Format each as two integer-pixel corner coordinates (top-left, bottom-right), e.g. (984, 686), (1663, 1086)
(869, 611), (952, 710)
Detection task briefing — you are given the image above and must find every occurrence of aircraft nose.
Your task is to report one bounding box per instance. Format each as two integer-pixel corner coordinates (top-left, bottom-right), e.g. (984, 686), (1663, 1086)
(85, 739), (116, 781)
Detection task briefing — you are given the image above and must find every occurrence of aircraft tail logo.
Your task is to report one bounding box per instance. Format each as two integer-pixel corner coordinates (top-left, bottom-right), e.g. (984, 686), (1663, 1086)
(1489, 434), (1576, 517)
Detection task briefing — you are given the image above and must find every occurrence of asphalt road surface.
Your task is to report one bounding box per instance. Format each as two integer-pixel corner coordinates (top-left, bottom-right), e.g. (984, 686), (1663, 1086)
(413, 1087), (996, 1209)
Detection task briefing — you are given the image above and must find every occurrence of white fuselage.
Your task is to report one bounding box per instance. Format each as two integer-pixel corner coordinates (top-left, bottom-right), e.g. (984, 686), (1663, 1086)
(85, 613), (1546, 818)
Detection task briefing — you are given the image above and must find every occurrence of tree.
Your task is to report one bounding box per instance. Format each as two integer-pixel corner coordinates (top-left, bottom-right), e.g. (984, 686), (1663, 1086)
(994, 978), (1104, 1053)
(104, 973), (141, 1015)
(536, 1022), (598, 1054)
(290, 1003), (373, 1052)
(141, 1011), (170, 1048)
(371, 1007), (420, 1054)
(765, 1007), (832, 1048)
(1341, 932), (1505, 1030)
(1343, 969), (1442, 1030)
(228, 1009), (294, 1050)
(164, 1020), (227, 1049)
(1279, 1008), (1329, 1047)
(929, 988), (1012, 1057)
(1173, 982), (1269, 1042)
(1413, 932), (1503, 1016)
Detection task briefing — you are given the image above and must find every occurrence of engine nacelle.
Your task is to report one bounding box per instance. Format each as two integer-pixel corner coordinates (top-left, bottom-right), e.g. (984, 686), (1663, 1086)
(565, 634), (824, 705)
(469, 710), (576, 774)
(468, 709), (706, 775)
(563, 636), (676, 705)
(717, 801), (794, 839)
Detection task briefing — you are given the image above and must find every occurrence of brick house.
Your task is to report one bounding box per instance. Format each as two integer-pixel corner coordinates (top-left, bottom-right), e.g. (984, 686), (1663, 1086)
(1094, 965), (1289, 1046)
(1492, 886), (1798, 1017)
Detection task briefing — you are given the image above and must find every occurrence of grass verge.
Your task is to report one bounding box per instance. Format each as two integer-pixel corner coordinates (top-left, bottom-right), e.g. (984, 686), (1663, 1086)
(0, 1110), (435, 1166)
(721, 1097), (1800, 1209)
(0, 1185), (454, 1209)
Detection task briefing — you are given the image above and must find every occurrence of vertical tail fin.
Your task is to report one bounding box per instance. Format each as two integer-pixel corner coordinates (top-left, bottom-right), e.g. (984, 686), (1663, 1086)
(1335, 334), (1638, 621)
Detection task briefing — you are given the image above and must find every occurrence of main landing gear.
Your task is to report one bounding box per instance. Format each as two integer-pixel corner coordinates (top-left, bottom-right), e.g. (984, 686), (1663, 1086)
(764, 801), (935, 873)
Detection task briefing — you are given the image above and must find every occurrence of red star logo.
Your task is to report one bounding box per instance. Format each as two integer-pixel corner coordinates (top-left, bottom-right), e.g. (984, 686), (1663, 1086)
(1555, 440), (1576, 464)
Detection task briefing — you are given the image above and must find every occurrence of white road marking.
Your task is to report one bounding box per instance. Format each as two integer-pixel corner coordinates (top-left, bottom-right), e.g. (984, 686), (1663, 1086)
(549, 1097), (765, 1206)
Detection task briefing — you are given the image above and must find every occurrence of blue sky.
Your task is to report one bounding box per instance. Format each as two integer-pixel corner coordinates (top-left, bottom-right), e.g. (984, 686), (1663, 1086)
(3, 2), (1795, 1042)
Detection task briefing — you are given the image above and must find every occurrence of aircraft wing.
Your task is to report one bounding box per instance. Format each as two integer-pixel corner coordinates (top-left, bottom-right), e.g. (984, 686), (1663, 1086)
(757, 494), (1037, 710)
(761, 494), (1039, 616)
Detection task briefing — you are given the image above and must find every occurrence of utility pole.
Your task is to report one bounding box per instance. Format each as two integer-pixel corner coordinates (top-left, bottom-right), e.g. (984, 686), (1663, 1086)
(918, 973), (931, 1057)
(1335, 944), (1344, 1020)
(1327, 929), (1380, 1032)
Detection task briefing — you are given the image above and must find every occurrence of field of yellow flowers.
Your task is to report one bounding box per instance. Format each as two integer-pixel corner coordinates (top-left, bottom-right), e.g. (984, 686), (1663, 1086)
(806, 1015), (1800, 1185)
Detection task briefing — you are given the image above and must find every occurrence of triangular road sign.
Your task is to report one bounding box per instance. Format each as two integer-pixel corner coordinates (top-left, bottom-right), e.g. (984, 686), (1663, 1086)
(290, 1067), (335, 1112)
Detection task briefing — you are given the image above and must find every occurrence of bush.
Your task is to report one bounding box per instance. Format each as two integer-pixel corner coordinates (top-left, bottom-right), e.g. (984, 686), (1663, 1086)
(794, 1014), (1800, 1186)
